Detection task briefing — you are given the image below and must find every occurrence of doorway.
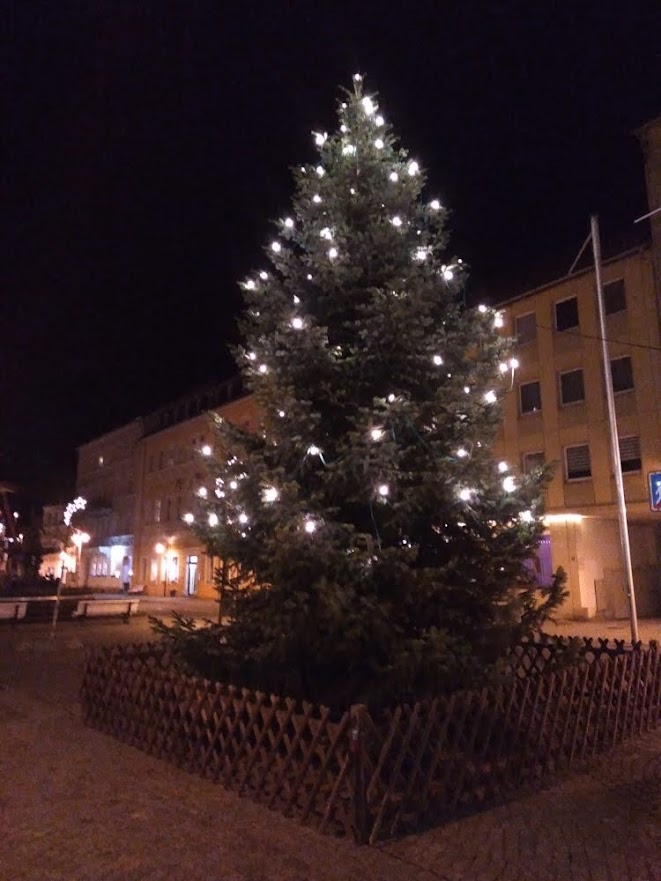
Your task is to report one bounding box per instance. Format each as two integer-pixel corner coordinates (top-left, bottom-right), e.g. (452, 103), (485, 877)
(185, 555), (198, 596)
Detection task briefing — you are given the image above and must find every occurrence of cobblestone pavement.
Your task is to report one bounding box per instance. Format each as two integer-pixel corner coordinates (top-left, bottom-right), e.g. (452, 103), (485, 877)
(0, 620), (659, 881)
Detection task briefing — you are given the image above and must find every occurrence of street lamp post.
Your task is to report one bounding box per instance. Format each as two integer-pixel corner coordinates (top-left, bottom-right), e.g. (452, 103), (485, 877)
(155, 541), (167, 597)
(71, 530), (90, 586)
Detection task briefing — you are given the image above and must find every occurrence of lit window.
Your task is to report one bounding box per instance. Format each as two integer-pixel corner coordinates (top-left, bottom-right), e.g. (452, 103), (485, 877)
(619, 436), (641, 473)
(559, 368), (585, 405)
(610, 356), (634, 392)
(515, 312), (537, 345)
(555, 297), (579, 331)
(604, 279), (626, 315)
(523, 451), (545, 473)
(565, 444), (591, 481)
(520, 380), (542, 414)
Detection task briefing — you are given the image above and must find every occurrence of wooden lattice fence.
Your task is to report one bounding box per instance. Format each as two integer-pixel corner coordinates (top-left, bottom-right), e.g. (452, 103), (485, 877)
(80, 636), (660, 844)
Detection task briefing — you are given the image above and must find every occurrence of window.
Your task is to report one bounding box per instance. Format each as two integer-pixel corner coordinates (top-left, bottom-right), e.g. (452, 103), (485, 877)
(520, 380), (542, 414)
(523, 451), (545, 473)
(619, 436), (641, 473)
(610, 356), (634, 392)
(516, 312), (537, 345)
(604, 279), (626, 315)
(165, 498), (172, 522)
(565, 444), (591, 480)
(559, 368), (585, 405)
(154, 498), (161, 523)
(555, 296), (579, 331)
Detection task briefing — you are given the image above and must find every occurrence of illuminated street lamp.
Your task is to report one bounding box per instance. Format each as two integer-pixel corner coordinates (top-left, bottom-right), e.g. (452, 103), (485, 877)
(71, 530), (90, 582)
(155, 541), (168, 597)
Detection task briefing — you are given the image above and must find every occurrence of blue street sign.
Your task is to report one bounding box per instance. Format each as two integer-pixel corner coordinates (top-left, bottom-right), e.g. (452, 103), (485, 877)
(649, 472), (661, 512)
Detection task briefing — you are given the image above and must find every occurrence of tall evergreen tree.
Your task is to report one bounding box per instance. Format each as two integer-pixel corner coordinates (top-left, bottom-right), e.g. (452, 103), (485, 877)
(181, 77), (563, 704)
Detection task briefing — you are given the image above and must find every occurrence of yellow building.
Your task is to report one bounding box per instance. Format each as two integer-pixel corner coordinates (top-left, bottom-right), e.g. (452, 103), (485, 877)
(495, 245), (661, 618)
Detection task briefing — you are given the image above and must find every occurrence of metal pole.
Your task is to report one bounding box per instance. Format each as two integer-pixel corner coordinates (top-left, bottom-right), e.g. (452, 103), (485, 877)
(590, 215), (639, 643)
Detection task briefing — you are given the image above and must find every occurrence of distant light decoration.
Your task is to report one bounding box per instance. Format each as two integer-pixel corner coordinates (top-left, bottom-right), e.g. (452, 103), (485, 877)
(350, 187), (357, 195)
(258, 364), (268, 374)
(271, 241), (281, 253)
(284, 217), (294, 228)
(197, 486), (208, 498)
(313, 131), (327, 146)
(247, 351), (257, 361)
(244, 278), (256, 290)
(312, 194), (322, 203)
(208, 513), (219, 527)
(183, 513), (194, 524)
(478, 304), (488, 313)
(316, 165), (325, 177)
(429, 199), (441, 210)
(353, 73), (362, 82)
(484, 390), (497, 404)
(377, 484), (390, 497)
(238, 512), (249, 525)
(432, 354), (443, 366)
(370, 428), (384, 441)
(387, 393), (396, 402)
(458, 488), (472, 502)
(374, 138), (385, 149)
(456, 448), (468, 458)
(278, 410), (286, 418)
(259, 271), (268, 280)
(320, 227), (333, 240)
(304, 518), (318, 534)
(414, 248), (428, 261)
(340, 124), (348, 133)
(63, 496), (87, 527)
(342, 144), (356, 156)
(408, 161), (419, 176)
(389, 171), (399, 182)
(293, 295), (300, 304)
(498, 461), (509, 473)
(375, 114), (385, 127)
(502, 476), (516, 493)
(307, 445), (321, 456)
(499, 362), (509, 374)
(464, 386), (470, 394)
(201, 444), (212, 456)
(509, 357), (520, 369)
(328, 247), (338, 259)
(291, 317), (304, 330)
(362, 96), (375, 115)
(229, 480), (238, 490)
(520, 510), (534, 523)
(391, 215), (402, 227)
(494, 312), (504, 328)
(262, 486), (279, 503)
(306, 273), (313, 280)
(443, 268), (453, 281)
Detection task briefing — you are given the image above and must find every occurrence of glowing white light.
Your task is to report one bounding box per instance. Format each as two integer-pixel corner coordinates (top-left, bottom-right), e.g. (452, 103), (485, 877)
(245, 279), (256, 290)
(377, 484), (390, 497)
(408, 161), (419, 176)
(389, 171), (399, 182)
(320, 227), (333, 240)
(456, 448), (468, 458)
(259, 271), (268, 280)
(478, 304), (488, 313)
(433, 354), (443, 366)
(314, 131), (327, 146)
(458, 488), (472, 502)
(391, 215), (402, 227)
(342, 144), (356, 156)
(387, 393), (396, 402)
(328, 247), (338, 259)
(498, 461), (509, 473)
(370, 428), (384, 441)
(293, 295), (300, 304)
(247, 351), (256, 361)
(63, 496), (87, 526)
(271, 241), (281, 253)
(340, 124), (348, 133)
(306, 273), (313, 280)
(510, 357), (520, 369)
(443, 269), (453, 281)
(208, 513), (219, 527)
(502, 476), (516, 493)
(353, 73), (362, 82)
(259, 364), (268, 374)
(464, 386), (470, 394)
(304, 519), (317, 534)
(415, 248), (428, 261)
(520, 510), (534, 523)
(229, 480), (238, 490)
(375, 114), (384, 126)
(201, 445), (212, 456)
(183, 512), (194, 524)
(544, 513), (584, 525)
(316, 165), (325, 177)
(307, 445), (321, 456)
(262, 486), (279, 503)
(362, 96), (375, 115)
(238, 512), (249, 525)
(499, 362), (509, 374)
(312, 194), (322, 203)
(284, 217), (294, 228)
(197, 486), (208, 497)
(291, 317), (304, 330)
(374, 138), (385, 149)
(278, 410), (285, 418)
(430, 199), (441, 210)
(484, 390), (497, 404)
(494, 312), (504, 328)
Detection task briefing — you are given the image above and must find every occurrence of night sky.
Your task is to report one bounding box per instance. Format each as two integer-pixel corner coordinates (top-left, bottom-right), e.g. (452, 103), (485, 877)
(3, 1), (660, 503)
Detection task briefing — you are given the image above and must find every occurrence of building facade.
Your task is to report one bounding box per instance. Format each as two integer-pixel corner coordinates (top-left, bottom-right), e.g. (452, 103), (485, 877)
(495, 246), (661, 618)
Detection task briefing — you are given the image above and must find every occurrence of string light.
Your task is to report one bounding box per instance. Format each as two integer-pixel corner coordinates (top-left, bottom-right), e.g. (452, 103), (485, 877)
(415, 248), (428, 261)
(375, 115), (384, 127)
(520, 510), (534, 523)
(362, 96), (375, 115)
(271, 241), (281, 253)
(262, 486), (279, 503)
(430, 199), (441, 210)
(293, 295), (300, 304)
(238, 512), (249, 525)
(510, 357), (520, 369)
(377, 484), (390, 497)
(391, 215), (402, 227)
(244, 279), (256, 290)
(389, 171), (399, 182)
(464, 386), (470, 394)
(443, 268), (453, 281)
(458, 488), (472, 502)
(320, 227), (333, 240)
(494, 312), (504, 328)
(353, 73), (362, 82)
(183, 513), (194, 524)
(259, 271), (268, 280)
(278, 410), (285, 418)
(484, 390), (497, 404)
(502, 476), (516, 493)
(229, 480), (238, 490)
(374, 138), (385, 149)
(247, 351), (256, 361)
(313, 132), (327, 146)
(433, 355), (443, 366)
(499, 362), (509, 374)
(498, 461), (509, 473)
(408, 161), (419, 176)
(197, 486), (207, 498)
(370, 428), (384, 441)
(328, 247), (338, 259)
(456, 448), (468, 458)
(201, 445), (212, 456)
(208, 513), (219, 527)
(387, 393), (396, 402)
(312, 194), (322, 203)
(307, 445), (321, 456)
(340, 124), (348, 133)
(259, 364), (268, 374)
(284, 217), (294, 228)
(291, 317), (304, 330)
(316, 165), (325, 177)
(342, 144), (356, 156)
(304, 518), (317, 533)
(478, 304), (488, 313)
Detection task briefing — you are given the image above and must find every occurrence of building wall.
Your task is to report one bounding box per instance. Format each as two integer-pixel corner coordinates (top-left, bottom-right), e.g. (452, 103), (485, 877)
(495, 247), (661, 617)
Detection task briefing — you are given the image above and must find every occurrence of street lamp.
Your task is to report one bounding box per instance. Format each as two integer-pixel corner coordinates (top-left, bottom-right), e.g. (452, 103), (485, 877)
(71, 531), (90, 584)
(155, 541), (167, 597)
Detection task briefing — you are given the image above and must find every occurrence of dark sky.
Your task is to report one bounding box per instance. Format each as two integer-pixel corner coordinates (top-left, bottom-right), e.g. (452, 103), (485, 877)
(2, 1), (660, 501)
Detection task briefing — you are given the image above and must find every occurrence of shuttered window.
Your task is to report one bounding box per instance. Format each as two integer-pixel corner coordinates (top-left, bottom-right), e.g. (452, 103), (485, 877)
(565, 444), (591, 480)
(619, 436), (641, 473)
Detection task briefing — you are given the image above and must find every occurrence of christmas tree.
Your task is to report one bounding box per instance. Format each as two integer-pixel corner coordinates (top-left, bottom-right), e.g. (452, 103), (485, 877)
(174, 76), (564, 705)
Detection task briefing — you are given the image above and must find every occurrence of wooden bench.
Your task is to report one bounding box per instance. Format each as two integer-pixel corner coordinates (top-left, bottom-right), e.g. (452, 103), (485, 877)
(0, 600), (28, 622)
(72, 599), (140, 623)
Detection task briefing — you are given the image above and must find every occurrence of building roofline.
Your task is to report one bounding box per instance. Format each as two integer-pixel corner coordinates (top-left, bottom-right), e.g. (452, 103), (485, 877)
(77, 418), (143, 451)
(496, 244), (650, 308)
